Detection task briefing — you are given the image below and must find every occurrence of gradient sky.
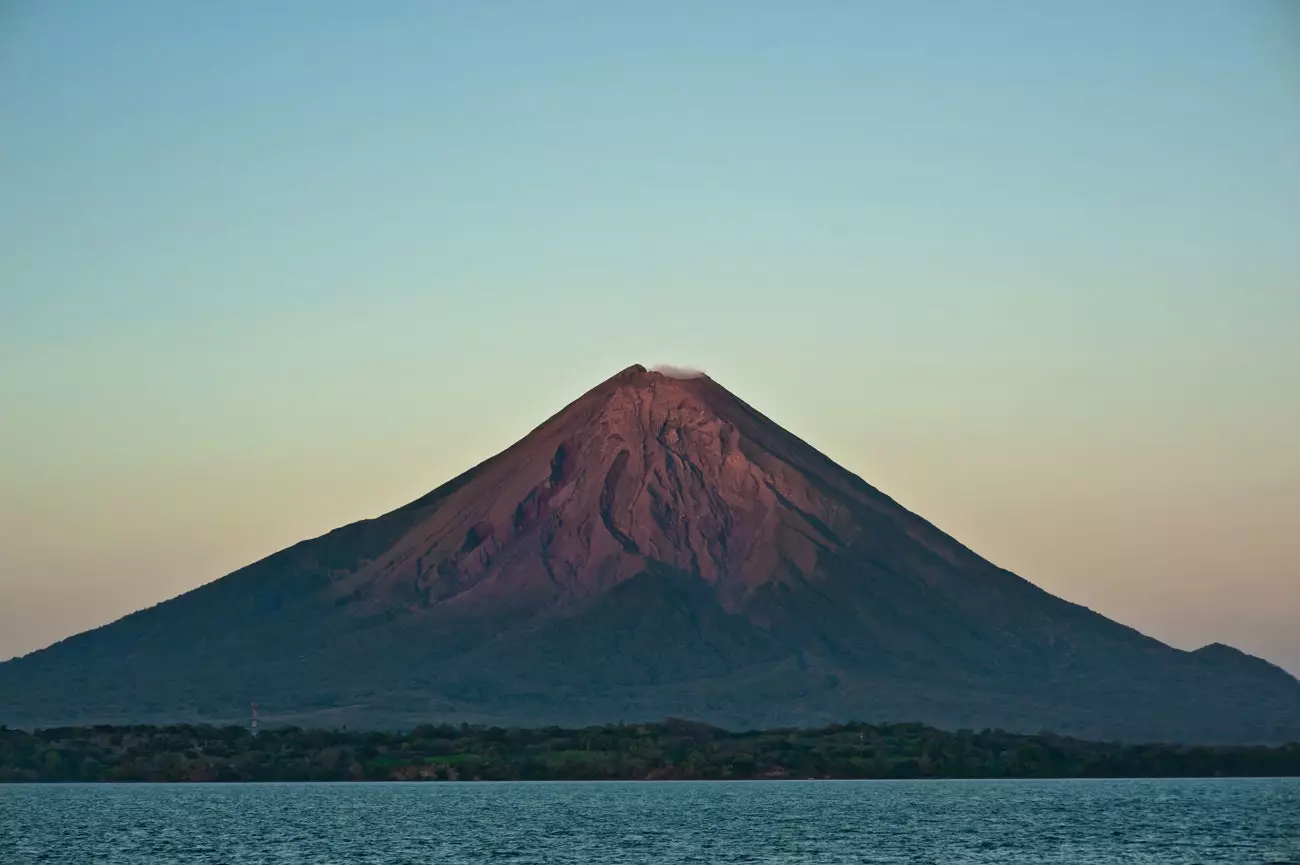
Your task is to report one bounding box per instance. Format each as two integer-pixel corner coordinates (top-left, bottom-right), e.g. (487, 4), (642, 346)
(2, 1), (1298, 673)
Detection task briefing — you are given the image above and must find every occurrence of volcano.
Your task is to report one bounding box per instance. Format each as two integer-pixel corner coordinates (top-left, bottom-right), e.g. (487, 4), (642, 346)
(3, 364), (1298, 743)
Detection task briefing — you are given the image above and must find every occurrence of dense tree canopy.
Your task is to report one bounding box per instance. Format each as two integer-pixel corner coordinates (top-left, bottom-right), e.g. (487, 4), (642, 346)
(2, 720), (1297, 782)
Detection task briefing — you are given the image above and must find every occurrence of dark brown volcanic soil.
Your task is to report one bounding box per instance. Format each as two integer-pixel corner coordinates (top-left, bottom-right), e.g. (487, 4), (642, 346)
(3, 365), (1299, 743)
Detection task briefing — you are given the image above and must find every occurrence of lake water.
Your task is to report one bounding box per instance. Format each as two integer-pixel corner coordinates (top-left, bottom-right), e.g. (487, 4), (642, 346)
(2, 778), (1297, 864)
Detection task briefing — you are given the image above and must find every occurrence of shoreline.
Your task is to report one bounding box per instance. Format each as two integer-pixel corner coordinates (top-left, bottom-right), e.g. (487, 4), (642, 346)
(5, 774), (1300, 785)
(5, 720), (1298, 783)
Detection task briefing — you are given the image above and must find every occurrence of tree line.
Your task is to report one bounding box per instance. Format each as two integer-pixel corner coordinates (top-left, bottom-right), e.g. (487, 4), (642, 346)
(2, 719), (1297, 782)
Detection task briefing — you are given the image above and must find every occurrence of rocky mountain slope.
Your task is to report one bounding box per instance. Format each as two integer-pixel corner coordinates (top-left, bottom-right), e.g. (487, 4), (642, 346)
(3, 365), (1297, 743)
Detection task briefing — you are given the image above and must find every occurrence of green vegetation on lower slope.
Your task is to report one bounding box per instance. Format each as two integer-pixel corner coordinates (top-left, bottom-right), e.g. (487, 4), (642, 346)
(3, 720), (1297, 782)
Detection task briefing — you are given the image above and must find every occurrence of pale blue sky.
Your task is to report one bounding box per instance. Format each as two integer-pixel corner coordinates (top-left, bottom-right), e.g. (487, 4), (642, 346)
(2, 1), (1298, 671)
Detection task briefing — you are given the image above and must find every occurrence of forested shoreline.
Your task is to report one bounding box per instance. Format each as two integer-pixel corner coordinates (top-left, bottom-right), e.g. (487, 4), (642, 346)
(2, 720), (1297, 782)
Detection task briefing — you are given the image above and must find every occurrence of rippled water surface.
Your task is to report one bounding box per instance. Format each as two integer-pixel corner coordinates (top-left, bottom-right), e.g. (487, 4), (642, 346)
(3, 778), (1298, 864)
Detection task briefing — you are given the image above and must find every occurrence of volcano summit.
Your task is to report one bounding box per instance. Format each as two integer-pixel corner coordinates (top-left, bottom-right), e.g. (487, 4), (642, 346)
(3, 365), (1298, 742)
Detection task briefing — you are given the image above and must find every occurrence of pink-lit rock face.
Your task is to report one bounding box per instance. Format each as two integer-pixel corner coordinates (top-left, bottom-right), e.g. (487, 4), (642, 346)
(332, 364), (972, 619)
